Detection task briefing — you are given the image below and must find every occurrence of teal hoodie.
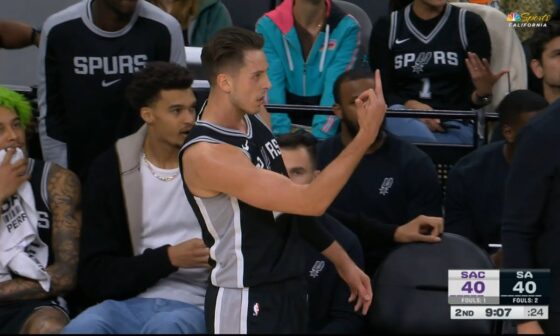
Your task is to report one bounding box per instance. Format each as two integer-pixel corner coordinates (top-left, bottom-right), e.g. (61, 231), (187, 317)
(256, 0), (360, 139)
(187, 0), (232, 47)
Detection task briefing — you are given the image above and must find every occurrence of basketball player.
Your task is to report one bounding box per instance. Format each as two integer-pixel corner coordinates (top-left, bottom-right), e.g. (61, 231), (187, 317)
(180, 27), (385, 333)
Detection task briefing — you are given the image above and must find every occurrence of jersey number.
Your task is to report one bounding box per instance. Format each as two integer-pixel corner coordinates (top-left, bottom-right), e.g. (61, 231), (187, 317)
(419, 78), (432, 99)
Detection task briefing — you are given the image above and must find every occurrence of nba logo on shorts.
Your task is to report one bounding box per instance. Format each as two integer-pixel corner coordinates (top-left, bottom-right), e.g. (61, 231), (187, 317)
(253, 303), (260, 317)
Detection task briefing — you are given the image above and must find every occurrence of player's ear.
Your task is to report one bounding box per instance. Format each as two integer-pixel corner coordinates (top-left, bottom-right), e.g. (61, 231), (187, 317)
(530, 59), (544, 79)
(140, 106), (154, 124)
(332, 104), (343, 119)
(217, 73), (232, 93)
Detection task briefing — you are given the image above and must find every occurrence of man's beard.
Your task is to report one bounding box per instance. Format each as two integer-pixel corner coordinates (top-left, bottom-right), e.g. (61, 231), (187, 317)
(341, 115), (359, 138)
(341, 113), (386, 142)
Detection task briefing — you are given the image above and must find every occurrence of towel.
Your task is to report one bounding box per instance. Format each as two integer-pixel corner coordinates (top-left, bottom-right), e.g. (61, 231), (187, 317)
(0, 148), (51, 291)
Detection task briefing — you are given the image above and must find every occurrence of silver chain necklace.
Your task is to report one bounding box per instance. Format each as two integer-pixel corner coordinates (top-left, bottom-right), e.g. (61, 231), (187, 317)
(143, 154), (179, 182)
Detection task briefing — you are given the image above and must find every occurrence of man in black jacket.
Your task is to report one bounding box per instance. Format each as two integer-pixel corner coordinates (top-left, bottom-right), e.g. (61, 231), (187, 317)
(63, 62), (209, 333)
(317, 69), (444, 277)
(502, 98), (560, 334)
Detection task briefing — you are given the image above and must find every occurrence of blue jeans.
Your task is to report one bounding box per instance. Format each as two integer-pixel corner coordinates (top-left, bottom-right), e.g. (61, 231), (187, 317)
(386, 105), (474, 145)
(62, 298), (205, 334)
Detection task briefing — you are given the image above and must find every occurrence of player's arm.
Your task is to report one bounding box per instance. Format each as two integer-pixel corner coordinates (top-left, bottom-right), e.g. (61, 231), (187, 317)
(184, 142), (356, 216)
(319, 234), (365, 333)
(0, 165), (80, 302)
(517, 321), (544, 334)
(0, 20), (37, 49)
(320, 241), (372, 315)
(184, 71), (386, 215)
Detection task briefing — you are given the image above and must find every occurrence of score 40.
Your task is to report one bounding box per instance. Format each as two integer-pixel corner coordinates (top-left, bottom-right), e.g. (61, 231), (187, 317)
(460, 271), (487, 294)
(511, 271), (538, 294)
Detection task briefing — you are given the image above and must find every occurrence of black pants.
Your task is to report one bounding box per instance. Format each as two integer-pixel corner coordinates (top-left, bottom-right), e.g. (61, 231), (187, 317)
(206, 278), (308, 334)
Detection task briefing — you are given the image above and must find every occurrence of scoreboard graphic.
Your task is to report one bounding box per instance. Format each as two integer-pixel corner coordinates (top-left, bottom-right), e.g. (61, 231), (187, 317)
(448, 269), (550, 319)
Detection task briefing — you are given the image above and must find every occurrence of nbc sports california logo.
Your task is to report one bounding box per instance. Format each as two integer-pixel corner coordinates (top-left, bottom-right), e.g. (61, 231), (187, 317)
(506, 11), (551, 28)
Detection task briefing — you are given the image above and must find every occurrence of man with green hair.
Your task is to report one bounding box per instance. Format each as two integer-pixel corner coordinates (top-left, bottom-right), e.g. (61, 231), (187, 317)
(0, 87), (82, 334)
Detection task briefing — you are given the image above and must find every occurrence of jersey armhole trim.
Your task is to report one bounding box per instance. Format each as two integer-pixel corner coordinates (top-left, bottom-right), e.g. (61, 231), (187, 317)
(459, 8), (468, 50)
(388, 11), (398, 50)
(41, 162), (52, 212)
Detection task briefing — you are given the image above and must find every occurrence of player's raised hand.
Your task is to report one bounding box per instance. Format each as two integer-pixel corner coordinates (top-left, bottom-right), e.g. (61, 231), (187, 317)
(354, 69), (387, 144)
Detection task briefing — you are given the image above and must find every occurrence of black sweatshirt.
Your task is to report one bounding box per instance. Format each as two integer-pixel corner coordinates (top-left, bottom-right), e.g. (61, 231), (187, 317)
(445, 141), (509, 252)
(316, 134), (442, 274)
(502, 100), (560, 313)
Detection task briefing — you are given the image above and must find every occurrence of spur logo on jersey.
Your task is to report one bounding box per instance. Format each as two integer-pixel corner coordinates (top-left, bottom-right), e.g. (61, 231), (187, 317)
(309, 260), (326, 278)
(379, 177), (394, 196)
(73, 55), (148, 76)
(255, 139), (281, 169)
(412, 52), (432, 74)
(394, 51), (459, 72)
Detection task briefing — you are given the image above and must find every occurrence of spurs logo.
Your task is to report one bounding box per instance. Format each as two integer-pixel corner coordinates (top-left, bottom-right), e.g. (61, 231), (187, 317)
(412, 52), (432, 74)
(309, 260), (325, 278)
(379, 177), (394, 196)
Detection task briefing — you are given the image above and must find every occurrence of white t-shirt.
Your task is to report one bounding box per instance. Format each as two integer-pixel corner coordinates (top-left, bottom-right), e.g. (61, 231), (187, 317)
(137, 154), (208, 310)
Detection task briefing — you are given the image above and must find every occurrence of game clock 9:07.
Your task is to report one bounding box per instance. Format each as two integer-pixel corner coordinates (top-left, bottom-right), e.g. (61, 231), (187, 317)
(485, 307), (511, 317)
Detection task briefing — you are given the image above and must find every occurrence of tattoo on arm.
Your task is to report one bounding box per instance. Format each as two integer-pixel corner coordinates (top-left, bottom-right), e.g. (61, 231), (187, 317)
(0, 164), (81, 302)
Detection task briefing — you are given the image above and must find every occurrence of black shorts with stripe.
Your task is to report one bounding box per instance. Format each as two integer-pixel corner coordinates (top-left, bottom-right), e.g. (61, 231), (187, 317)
(0, 298), (68, 333)
(206, 277), (308, 334)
